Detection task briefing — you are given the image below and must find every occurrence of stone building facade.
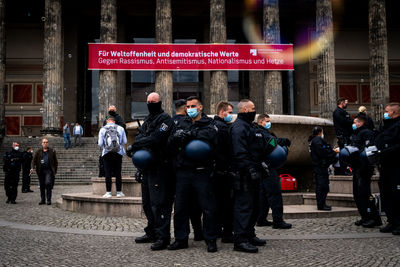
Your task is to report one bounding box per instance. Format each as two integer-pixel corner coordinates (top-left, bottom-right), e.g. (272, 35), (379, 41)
(1, 0), (399, 136)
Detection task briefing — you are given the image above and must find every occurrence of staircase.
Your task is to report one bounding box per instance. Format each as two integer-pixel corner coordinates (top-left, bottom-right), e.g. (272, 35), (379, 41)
(0, 136), (136, 184)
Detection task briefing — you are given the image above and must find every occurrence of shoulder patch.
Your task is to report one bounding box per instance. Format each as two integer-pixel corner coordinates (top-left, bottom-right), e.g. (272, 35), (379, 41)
(160, 122), (169, 131)
(214, 125), (219, 132)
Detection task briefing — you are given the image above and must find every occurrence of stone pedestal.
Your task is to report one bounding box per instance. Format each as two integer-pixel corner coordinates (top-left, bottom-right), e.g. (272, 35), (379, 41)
(60, 177), (144, 218)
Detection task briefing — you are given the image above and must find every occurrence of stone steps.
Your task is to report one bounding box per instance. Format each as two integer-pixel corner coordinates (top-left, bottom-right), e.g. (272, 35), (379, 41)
(0, 136), (136, 184)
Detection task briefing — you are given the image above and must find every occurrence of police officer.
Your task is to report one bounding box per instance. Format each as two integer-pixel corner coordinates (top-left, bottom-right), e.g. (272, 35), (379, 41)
(127, 92), (174, 250)
(172, 99), (203, 241)
(213, 101), (234, 242)
(374, 102), (400, 235)
(231, 99), (266, 253)
(333, 98), (353, 175)
(308, 126), (338, 211)
(22, 147), (34, 193)
(255, 114), (292, 229)
(167, 96), (218, 253)
(350, 114), (381, 227)
(3, 142), (23, 204)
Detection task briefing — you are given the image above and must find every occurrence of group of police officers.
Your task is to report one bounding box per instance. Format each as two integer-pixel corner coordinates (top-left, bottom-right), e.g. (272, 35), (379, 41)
(330, 99), (400, 234)
(127, 93), (292, 253)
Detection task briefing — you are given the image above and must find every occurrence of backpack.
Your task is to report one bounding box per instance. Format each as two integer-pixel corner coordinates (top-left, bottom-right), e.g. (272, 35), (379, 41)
(104, 125), (121, 153)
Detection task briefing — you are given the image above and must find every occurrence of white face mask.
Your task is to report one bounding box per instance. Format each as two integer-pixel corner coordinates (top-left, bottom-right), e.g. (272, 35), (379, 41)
(321, 134), (324, 139)
(14, 146), (19, 151)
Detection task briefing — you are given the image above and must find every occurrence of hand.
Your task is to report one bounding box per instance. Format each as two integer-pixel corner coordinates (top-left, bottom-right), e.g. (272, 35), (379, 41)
(30, 168), (34, 174)
(135, 170), (143, 183)
(173, 129), (192, 140)
(126, 145), (134, 158)
(333, 147), (340, 153)
(249, 167), (262, 180)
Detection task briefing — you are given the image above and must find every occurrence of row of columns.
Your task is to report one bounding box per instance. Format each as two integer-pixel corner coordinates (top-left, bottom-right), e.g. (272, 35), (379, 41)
(0, 0), (392, 136)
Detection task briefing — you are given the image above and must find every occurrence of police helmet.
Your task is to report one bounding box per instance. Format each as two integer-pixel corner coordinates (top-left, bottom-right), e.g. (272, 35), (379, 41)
(267, 145), (287, 169)
(185, 140), (211, 161)
(132, 150), (153, 169)
(361, 146), (379, 165)
(339, 146), (360, 165)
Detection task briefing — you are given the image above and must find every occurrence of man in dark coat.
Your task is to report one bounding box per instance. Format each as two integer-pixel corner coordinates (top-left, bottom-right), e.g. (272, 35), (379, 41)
(22, 147), (34, 193)
(31, 138), (58, 205)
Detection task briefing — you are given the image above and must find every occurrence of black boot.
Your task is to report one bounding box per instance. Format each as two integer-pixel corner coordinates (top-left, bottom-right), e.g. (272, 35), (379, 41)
(233, 242), (258, 253)
(135, 234), (156, 244)
(167, 240), (189, 250)
(380, 223), (394, 233)
(256, 220), (273, 227)
(151, 239), (170, 251)
(249, 237), (266, 246)
(272, 221), (292, 229)
(206, 239), (218, 253)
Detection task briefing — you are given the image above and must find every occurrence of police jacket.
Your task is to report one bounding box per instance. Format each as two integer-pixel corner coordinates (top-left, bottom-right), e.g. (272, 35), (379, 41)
(230, 114), (264, 172)
(350, 125), (374, 168)
(213, 116), (231, 172)
(374, 116), (400, 166)
(333, 107), (353, 138)
(32, 148), (58, 177)
(22, 151), (33, 172)
(3, 149), (23, 173)
(309, 136), (336, 168)
(172, 114), (192, 129)
(131, 109), (173, 163)
(254, 125), (278, 162)
(168, 113), (218, 169)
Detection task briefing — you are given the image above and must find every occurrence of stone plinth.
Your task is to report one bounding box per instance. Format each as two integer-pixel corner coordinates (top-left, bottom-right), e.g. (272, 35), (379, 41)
(61, 193), (144, 218)
(92, 177), (141, 197)
(60, 177), (143, 218)
(329, 175), (379, 195)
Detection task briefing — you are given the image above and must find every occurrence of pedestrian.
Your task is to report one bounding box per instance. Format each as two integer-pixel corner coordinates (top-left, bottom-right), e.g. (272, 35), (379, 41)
(126, 92), (174, 251)
(374, 102), (400, 235)
(21, 147), (34, 193)
(171, 99), (204, 241)
(358, 106), (375, 131)
(98, 116), (127, 198)
(255, 114), (292, 229)
(63, 123), (72, 149)
(31, 138), (58, 205)
(3, 142), (23, 204)
(167, 96), (219, 253)
(350, 114), (381, 227)
(308, 126), (338, 211)
(73, 122), (83, 147)
(213, 101), (235, 242)
(99, 105), (126, 177)
(333, 98), (353, 175)
(230, 99), (266, 253)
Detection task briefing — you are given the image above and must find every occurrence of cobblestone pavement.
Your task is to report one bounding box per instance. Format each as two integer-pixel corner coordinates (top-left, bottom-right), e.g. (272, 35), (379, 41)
(0, 185), (399, 266)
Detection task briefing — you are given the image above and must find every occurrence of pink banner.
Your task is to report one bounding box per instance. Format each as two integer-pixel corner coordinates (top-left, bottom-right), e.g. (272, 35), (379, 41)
(88, 43), (293, 71)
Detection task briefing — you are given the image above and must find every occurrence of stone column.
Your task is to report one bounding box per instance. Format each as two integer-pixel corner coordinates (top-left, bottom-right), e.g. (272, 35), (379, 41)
(263, 0), (282, 115)
(209, 0), (227, 114)
(42, 0), (63, 134)
(316, 0), (336, 119)
(155, 0), (173, 115)
(369, 0), (389, 123)
(0, 0), (5, 139)
(249, 71), (264, 113)
(99, 0), (117, 127)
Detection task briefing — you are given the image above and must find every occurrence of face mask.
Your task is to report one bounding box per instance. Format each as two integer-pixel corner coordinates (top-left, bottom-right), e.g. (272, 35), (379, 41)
(239, 111), (256, 123)
(108, 110), (116, 116)
(30, 150), (33, 154)
(264, 122), (271, 130)
(187, 108), (199, 118)
(321, 134), (324, 139)
(14, 146), (19, 151)
(224, 114), (233, 122)
(147, 101), (162, 114)
(384, 112), (391, 120)
(352, 124), (357, 131)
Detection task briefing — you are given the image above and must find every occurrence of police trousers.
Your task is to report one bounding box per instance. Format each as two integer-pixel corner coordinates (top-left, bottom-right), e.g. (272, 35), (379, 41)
(173, 168), (217, 241)
(141, 166), (173, 241)
(379, 164), (400, 226)
(313, 166), (330, 209)
(4, 171), (20, 201)
(258, 169), (284, 223)
(353, 166), (379, 220)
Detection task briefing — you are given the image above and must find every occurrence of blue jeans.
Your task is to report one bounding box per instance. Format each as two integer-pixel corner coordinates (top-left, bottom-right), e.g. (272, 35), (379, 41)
(63, 134), (71, 148)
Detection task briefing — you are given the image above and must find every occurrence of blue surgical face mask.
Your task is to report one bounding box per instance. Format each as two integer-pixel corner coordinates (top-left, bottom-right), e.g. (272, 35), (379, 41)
(352, 123), (357, 131)
(224, 114), (233, 122)
(384, 112), (391, 120)
(264, 122), (271, 130)
(187, 108), (199, 118)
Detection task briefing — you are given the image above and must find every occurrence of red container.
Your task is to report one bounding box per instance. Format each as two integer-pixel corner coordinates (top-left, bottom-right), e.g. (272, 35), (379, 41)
(279, 174), (297, 191)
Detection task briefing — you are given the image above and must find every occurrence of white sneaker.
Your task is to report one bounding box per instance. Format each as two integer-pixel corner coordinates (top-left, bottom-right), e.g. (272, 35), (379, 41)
(116, 192), (125, 197)
(103, 192), (112, 198)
